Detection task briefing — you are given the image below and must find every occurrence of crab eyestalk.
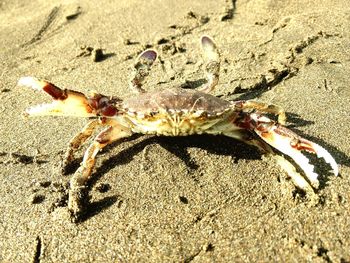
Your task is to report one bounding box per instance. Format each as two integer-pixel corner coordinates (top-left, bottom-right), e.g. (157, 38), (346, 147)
(129, 49), (158, 94)
(199, 35), (220, 93)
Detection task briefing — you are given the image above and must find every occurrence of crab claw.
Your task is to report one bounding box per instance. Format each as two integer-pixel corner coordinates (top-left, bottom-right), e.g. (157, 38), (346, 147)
(253, 116), (338, 189)
(19, 76), (96, 118)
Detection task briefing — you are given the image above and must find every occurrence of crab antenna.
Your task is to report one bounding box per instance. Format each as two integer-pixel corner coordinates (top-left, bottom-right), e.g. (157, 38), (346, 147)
(199, 35), (220, 94)
(129, 49), (158, 94)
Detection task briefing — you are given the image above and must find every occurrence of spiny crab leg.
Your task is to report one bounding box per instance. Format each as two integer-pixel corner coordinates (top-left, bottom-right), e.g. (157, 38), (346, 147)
(62, 119), (101, 174)
(129, 49), (158, 94)
(250, 114), (338, 189)
(69, 118), (132, 218)
(199, 35), (220, 94)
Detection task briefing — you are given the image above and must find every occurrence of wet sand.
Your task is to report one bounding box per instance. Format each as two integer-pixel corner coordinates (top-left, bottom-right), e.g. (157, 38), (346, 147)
(0, 0), (349, 262)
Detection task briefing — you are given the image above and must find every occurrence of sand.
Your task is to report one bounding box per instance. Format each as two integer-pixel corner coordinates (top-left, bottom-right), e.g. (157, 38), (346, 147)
(0, 0), (349, 262)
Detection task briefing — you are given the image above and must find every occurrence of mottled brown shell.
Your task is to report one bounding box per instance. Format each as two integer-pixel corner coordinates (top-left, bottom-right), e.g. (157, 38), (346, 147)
(122, 87), (231, 116)
(119, 87), (234, 136)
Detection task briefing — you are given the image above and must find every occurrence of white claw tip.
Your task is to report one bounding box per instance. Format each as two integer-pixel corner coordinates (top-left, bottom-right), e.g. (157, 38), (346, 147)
(18, 76), (44, 90)
(18, 76), (34, 86)
(312, 142), (339, 177)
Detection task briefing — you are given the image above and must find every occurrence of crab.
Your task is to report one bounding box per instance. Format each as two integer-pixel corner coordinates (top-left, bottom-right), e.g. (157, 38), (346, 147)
(19, 36), (338, 220)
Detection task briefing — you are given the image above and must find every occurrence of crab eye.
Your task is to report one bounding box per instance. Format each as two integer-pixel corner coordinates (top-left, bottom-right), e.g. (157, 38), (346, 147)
(99, 97), (109, 107)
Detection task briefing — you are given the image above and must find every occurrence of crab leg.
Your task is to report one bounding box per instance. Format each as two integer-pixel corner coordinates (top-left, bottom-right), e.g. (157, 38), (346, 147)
(224, 129), (274, 153)
(224, 129), (313, 191)
(234, 100), (286, 125)
(199, 36), (220, 94)
(62, 119), (101, 174)
(129, 49), (158, 94)
(18, 77), (96, 117)
(250, 114), (338, 189)
(273, 154), (313, 191)
(68, 119), (132, 219)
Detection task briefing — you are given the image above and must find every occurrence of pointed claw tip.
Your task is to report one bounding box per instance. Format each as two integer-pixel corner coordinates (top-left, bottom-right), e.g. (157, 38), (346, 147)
(18, 76), (44, 90)
(311, 142), (339, 177)
(18, 76), (35, 87)
(333, 166), (339, 177)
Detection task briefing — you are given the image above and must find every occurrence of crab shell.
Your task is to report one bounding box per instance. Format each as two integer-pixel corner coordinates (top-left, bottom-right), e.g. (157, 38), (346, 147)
(120, 87), (233, 136)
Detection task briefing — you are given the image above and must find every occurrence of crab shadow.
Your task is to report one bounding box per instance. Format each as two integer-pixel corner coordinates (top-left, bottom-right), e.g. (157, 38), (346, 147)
(79, 134), (261, 221)
(95, 134), (261, 178)
(79, 124), (348, 221)
(88, 134), (263, 189)
(78, 195), (119, 223)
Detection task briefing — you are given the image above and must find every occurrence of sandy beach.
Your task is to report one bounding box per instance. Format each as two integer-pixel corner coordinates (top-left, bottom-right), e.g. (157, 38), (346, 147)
(0, 0), (349, 262)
